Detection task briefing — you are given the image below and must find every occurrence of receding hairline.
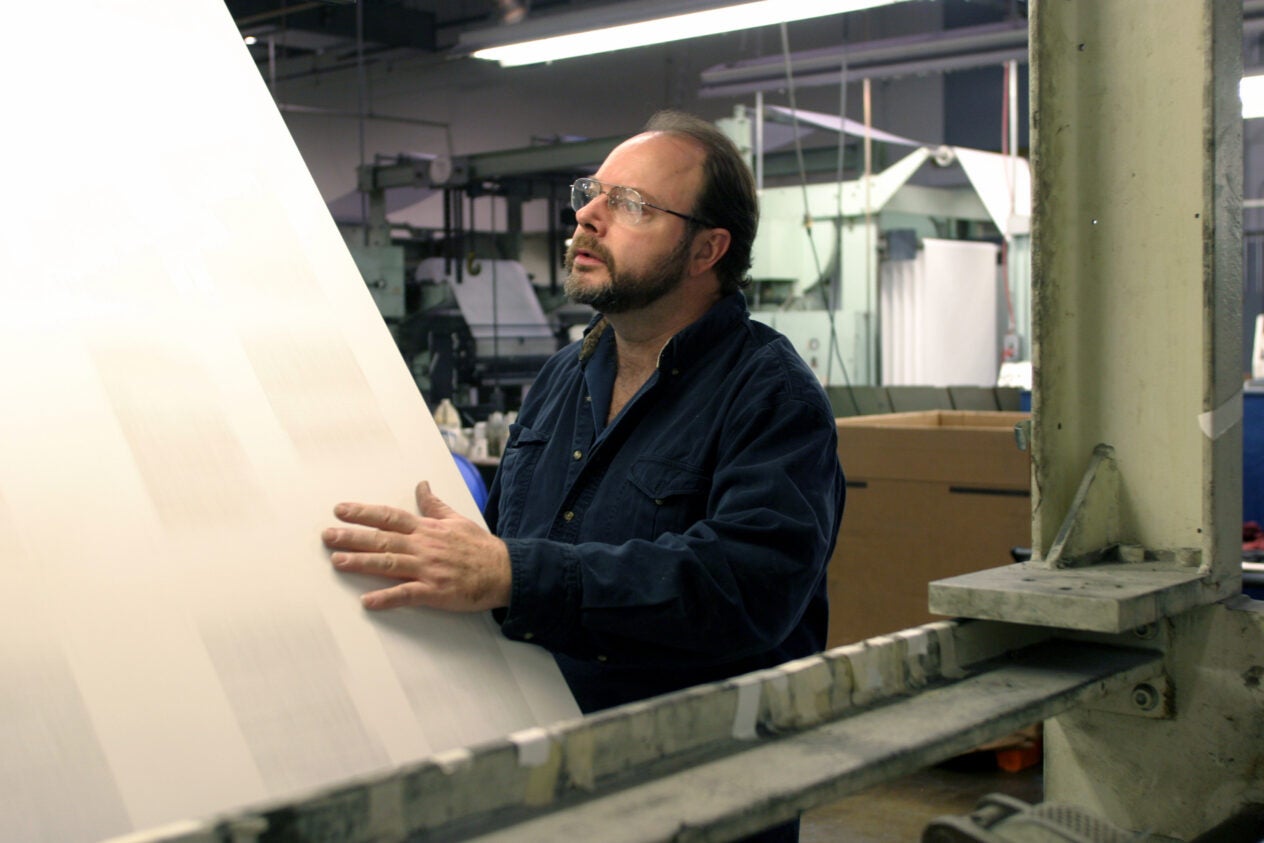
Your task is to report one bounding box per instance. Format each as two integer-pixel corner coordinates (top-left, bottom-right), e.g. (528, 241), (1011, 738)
(618, 129), (708, 165)
(603, 131), (708, 204)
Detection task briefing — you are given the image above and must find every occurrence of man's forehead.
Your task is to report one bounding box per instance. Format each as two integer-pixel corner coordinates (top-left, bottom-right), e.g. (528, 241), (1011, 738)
(596, 132), (704, 195)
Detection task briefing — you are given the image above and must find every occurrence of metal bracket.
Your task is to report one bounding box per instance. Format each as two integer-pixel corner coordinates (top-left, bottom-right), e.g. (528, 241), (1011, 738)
(1044, 443), (1122, 568)
(929, 446), (1233, 634)
(1081, 672), (1174, 720)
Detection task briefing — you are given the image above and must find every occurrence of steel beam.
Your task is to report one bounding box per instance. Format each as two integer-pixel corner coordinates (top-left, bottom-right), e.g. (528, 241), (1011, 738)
(104, 621), (1163, 843)
(927, 2), (1264, 838)
(929, 0), (1244, 632)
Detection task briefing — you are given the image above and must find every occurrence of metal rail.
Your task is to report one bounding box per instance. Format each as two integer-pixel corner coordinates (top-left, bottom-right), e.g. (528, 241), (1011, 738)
(109, 620), (1162, 843)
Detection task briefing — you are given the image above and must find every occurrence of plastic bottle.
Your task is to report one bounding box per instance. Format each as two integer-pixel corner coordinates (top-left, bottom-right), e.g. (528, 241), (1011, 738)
(487, 411), (508, 457)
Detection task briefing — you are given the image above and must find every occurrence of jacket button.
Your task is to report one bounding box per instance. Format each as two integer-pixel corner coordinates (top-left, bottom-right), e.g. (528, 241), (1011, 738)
(523, 632), (535, 640)
(563, 511), (575, 521)
(654, 499), (664, 506)
(572, 450), (583, 460)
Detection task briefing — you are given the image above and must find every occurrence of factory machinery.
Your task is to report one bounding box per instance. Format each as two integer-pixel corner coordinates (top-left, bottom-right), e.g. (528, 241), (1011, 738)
(342, 138), (615, 419)
(116, 617), (1174, 843)
(343, 93), (1028, 421)
(110, 2), (1264, 842)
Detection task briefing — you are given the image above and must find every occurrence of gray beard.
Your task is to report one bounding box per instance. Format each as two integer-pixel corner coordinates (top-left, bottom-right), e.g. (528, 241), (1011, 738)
(565, 232), (692, 314)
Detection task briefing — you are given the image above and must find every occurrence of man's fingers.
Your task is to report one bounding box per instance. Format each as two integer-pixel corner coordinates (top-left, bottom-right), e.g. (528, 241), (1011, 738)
(415, 481), (459, 520)
(414, 480), (431, 510)
(333, 501), (418, 532)
(326, 484), (506, 614)
(330, 550), (418, 580)
(361, 581), (431, 611)
(322, 526), (408, 553)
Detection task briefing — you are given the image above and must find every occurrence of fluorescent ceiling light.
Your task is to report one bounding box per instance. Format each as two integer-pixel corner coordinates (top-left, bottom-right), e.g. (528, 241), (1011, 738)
(1244, 74), (1264, 119)
(461, 0), (906, 68)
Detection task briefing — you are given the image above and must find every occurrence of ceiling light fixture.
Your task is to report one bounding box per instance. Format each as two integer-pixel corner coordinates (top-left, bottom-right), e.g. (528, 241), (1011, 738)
(1243, 74), (1264, 119)
(458, 0), (908, 68)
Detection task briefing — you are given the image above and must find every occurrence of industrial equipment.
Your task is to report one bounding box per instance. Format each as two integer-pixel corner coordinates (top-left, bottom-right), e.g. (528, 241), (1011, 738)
(720, 105), (1032, 390)
(101, 619), (1159, 843)
(346, 139), (617, 417)
(408, 257), (562, 413)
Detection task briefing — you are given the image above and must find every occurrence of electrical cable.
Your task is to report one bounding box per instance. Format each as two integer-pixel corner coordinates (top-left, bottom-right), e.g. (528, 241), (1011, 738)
(777, 23), (860, 415)
(998, 59), (1020, 367)
(489, 194), (504, 410)
(824, 47), (846, 384)
(355, 0), (369, 247)
(777, 24), (825, 290)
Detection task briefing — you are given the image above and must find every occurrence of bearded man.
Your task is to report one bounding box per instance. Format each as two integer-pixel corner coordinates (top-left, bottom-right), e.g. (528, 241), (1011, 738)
(323, 111), (846, 843)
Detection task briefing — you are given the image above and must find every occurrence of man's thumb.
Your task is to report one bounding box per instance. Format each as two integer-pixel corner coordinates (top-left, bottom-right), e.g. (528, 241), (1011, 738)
(415, 480), (454, 518)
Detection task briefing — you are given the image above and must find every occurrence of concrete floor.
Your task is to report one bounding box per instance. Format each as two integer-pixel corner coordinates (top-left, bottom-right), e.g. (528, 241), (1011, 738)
(800, 757), (1043, 842)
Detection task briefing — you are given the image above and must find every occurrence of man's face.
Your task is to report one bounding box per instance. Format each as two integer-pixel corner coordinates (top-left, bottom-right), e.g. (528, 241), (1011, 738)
(563, 226), (692, 314)
(563, 133), (705, 314)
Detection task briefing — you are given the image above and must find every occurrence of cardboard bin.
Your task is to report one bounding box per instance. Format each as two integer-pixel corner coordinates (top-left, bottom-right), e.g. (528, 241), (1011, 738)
(827, 410), (1031, 648)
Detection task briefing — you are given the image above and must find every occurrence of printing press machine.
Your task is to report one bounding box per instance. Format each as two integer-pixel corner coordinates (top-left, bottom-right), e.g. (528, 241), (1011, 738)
(405, 257), (564, 414)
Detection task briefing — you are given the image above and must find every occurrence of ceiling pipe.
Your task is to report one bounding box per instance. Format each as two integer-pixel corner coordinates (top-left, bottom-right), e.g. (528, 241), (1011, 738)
(699, 19), (1028, 97)
(703, 4), (1264, 98)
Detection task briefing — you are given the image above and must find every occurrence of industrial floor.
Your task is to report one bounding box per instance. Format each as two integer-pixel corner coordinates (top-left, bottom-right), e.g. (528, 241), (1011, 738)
(799, 755), (1043, 842)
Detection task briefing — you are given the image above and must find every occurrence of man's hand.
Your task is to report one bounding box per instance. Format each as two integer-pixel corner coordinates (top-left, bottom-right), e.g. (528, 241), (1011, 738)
(322, 481), (511, 612)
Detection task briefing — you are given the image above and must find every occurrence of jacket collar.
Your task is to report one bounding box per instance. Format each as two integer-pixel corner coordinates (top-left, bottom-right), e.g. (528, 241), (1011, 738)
(577, 292), (749, 368)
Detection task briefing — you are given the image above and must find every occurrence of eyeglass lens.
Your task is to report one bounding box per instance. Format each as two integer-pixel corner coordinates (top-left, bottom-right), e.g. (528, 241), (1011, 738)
(571, 178), (643, 220)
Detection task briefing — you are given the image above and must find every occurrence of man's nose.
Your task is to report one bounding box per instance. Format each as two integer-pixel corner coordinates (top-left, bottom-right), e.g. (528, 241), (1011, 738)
(574, 195), (607, 231)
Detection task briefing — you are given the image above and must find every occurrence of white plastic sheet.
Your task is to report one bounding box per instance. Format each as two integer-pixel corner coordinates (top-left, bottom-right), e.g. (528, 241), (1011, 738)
(0, 3), (577, 840)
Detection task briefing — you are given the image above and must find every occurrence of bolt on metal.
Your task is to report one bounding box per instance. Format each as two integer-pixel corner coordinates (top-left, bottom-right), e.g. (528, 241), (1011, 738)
(1131, 683), (1160, 711)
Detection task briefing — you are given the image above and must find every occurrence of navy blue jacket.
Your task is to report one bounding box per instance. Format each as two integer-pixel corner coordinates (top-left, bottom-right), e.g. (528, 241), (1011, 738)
(487, 292), (845, 713)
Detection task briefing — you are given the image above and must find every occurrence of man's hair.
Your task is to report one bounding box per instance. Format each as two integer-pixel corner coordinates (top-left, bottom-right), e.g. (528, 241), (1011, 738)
(642, 110), (758, 294)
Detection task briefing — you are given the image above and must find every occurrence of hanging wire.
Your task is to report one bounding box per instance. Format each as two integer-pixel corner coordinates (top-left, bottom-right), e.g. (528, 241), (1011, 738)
(356, 0), (369, 246)
(777, 22), (859, 413)
(778, 23), (825, 289)
(999, 59), (1020, 365)
(489, 193), (504, 409)
(833, 51), (849, 309)
(825, 46), (848, 387)
(862, 76), (875, 385)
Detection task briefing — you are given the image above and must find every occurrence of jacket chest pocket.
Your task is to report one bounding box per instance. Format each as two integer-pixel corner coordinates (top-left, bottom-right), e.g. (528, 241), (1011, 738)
(619, 457), (710, 540)
(493, 424), (549, 536)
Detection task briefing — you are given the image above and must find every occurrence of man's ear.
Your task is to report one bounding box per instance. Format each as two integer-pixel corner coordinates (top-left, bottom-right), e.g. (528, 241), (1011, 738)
(690, 227), (732, 276)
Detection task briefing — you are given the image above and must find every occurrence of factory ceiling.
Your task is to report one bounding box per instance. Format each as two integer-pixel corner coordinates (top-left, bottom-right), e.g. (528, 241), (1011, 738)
(226, 0), (1264, 88)
(224, 1), (1042, 84)
(226, 0), (617, 72)
(224, 0), (1036, 108)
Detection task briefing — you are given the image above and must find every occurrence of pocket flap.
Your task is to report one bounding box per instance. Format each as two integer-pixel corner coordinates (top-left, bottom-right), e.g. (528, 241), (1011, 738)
(628, 458), (708, 500)
(506, 423), (549, 448)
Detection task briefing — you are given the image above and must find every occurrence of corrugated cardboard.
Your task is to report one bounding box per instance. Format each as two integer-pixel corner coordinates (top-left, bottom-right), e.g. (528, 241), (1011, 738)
(828, 411), (1032, 647)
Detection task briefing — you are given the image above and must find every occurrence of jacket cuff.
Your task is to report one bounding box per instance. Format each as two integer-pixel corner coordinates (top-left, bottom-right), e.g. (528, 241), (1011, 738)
(498, 538), (579, 647)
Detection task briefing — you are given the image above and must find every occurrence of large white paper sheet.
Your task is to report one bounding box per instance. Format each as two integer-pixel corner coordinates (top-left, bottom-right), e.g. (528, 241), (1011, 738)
(0, 3), (578, 840)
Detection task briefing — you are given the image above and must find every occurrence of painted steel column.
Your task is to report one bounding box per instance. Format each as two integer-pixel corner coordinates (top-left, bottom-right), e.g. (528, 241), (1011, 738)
(1031, 2), (1264, 837)
(928, 0), (1242, 632)
(1029, 0), (1242, 580)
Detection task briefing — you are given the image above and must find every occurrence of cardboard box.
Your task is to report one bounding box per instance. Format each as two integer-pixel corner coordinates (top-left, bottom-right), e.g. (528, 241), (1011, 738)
(827, 410), (1031, 647)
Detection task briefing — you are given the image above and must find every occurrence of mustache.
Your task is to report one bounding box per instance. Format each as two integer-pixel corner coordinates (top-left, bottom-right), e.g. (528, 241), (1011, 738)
(565, 233), (613, 268)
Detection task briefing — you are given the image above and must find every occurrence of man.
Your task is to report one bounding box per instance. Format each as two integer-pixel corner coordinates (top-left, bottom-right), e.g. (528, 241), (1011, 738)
(323, 111), (845, 842)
